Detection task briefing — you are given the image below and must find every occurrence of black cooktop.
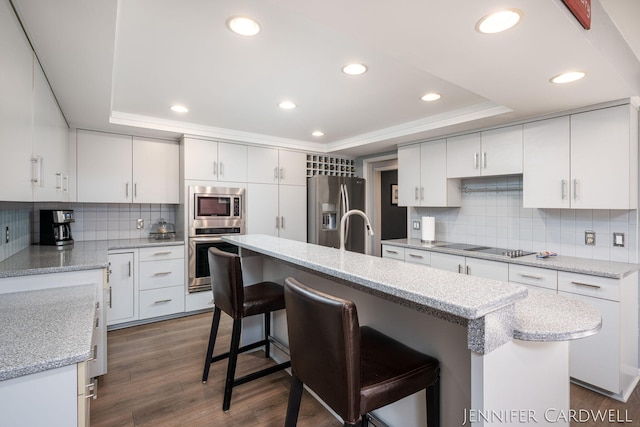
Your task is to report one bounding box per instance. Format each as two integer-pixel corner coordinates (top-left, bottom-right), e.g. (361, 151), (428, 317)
(437, 242), (534, 258)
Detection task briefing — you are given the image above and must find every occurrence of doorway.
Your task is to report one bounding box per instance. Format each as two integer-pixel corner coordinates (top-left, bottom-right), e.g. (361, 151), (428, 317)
(363, 155), (407, 256)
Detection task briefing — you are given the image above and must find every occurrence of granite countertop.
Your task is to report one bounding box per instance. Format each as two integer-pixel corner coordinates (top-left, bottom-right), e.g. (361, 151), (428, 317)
(224, 234), (528, 320)
(0, 284), (97, 381)
(513, 290), (602, 341)
(382, 238), (640, 279)
(0, 238), (185, 279)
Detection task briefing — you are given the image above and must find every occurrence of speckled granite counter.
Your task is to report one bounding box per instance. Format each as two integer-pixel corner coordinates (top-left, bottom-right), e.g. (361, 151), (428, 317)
(382, 238), (640, 279)
(0, 238), (184, 279)
(0, 284), (96, 381)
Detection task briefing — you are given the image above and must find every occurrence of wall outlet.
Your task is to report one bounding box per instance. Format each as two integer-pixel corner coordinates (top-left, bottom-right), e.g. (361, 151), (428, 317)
(613, 232), (625, 247)
(585, 230), (596, 246)
(137, 218), (144, 229)
(413, 221), (420, 230)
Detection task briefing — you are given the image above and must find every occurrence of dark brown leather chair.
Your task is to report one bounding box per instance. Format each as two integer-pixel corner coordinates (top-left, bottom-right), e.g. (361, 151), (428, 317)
(283, 277), (440, 427)
(202, 247), (290, 411)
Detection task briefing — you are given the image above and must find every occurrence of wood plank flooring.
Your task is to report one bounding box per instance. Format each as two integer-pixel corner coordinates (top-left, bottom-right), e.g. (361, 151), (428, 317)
(91, 312), (640, 427)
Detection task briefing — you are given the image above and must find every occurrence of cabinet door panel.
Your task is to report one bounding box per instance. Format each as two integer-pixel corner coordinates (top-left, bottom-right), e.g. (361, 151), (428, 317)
(133, 138), (179, 203)
(523, 117), (570, 208)
(278, 150), (307, 186)
(247, 183), (279, 236)
(107, 252), (135, 325)
(248, 146), (279, 183)
(139, 258), (184, 290)
(430, 252), (465, 273)
(421, 139), (454, 206)
(570, 105), (630, 209)
(183, 138), (218, 181)
(381, 245), (405, 260)
(397, 144), (421, 206)
(77, 130), (132, 203)
(139, 286), (184, 319)
(0, 4), (34, 202)
(465, 257), (508, 282)
(480, 125), (523, 176)
(218, 142), (247, 182)
(446, 133), (481, 178)
(279, 185), (307, 241)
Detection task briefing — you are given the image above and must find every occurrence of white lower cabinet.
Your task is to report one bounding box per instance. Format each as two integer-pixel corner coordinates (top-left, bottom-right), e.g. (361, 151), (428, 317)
(107, 244), (185, 326)
(429, 252), (508, 281)
(381, 244), (405, 261)
(430, 252), (466, 273)
(404, 248), (431, 266)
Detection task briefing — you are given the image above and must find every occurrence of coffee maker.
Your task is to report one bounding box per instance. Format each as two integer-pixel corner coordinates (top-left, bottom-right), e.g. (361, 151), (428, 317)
(40, 210), (74, 246)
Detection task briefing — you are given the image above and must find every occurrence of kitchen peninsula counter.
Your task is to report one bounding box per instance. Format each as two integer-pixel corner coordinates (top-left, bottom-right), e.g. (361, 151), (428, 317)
(224, 234), (601, 426)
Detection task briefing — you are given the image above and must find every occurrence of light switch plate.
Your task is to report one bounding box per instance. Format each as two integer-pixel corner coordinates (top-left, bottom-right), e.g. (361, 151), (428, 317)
(613, 232), (625, 247)
(413, 221), (420, 230)
(585, 230), (596, 246)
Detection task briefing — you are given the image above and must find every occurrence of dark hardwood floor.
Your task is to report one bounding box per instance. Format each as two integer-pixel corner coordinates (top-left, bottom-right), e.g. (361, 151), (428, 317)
(91, 312), (640, 427)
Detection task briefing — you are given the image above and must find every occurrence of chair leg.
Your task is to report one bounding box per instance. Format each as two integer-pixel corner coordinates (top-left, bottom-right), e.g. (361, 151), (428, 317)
(264, 311), (271, 358)
(202, 306), (221, 383)
(284, 375), (304, 427)
(222, 318), (242, 411)
(426, 374), (441, 427)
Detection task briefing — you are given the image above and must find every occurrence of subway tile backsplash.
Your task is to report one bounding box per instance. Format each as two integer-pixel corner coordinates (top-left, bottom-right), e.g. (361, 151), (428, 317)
(0, 203), (31, 263)
(410, 176), (639, 264)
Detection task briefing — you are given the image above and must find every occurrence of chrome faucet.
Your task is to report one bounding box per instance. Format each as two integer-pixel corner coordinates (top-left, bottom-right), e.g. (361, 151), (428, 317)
(340, 209), (374, 251)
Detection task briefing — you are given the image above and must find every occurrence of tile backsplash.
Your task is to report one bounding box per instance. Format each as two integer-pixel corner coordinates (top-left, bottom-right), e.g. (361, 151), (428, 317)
(0, 203), (31, 262)
(410, 176), (639, 263)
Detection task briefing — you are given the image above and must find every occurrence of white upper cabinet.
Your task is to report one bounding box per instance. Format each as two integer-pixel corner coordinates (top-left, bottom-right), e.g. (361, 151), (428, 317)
(183, 138), (247, 182)
(132, 137), (179, 204)
(446, 126), (523, 178)
(398, 139), (460, 207)
(247, 146), (307, 186)
(33, 62), (69, 202)
(77, 130), (133, 203)
(523, 116), (571, 208)
(523, 104), (638, 209)
(77, 130), (179, 203)
(570, 104), (637, 210)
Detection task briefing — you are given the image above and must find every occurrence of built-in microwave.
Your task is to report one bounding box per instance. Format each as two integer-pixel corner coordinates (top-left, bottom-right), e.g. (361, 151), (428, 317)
(188, 186), (245, 236)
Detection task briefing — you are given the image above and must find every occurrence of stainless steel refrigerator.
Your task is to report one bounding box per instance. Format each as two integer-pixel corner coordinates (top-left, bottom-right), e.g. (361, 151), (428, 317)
(307, 175), (366, 253)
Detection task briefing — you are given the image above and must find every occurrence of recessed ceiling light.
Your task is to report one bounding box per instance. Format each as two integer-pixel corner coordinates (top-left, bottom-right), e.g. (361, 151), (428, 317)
(476, 10), (523, 34)
(342, 63), (367, 76)
(170, 105), (189, 113)
(226, 16), (261, 36)
(550, 71), (587, 84)
(421, 93), (441, 102)
(312, 131), (324, 137)
(278, 100), (296, 110)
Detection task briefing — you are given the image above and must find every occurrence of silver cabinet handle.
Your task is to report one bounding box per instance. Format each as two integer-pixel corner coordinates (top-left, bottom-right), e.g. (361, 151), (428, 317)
(134, 183), (137, 198)
(128, 261), (132, 277)
(220, 162), (224, 177)
(281, 216), (285, 229)
(213, 161), (218, 176)
(520, 273), (543, 279)
(571, 281), (601, 289)
(279, 167), (284, 180)
(154, 299), (172, 304)
(415, 186), (419, 201)
(55, 172), (62, 190)
(420, 187), (424, 201)
(458, 264), (463, 274)
(153, 251), (172, 256)
(63, 175), (69, 192)
(274, 167), (278, 180)
(408, 253), (423, 258)
(88, 344), (98, 361)
(95, 317), (99, 328)
(474, 152), (478, 169)
(482, 152), (487, 169)
(573, 179), (578, 200)
(126, 182), (129, 198)
(466, 265), (470, 275)
(561, 179), (566, 200)
(385, 249), (398, 254)
(153, 272), (172, 276)
(108, 286), (112, 308)
(276, 217), (280, 229)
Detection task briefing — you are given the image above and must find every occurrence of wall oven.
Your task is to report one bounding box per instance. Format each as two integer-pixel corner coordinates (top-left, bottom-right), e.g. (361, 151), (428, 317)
(188, 186), (245, 293)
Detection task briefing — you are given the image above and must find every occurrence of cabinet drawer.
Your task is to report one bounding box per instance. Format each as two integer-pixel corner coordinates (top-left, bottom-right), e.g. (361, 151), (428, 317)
(139, 286), (184, 319)
(558, 271), (619, 302)
(139, 245), (184, 261)
(509, 264), (557, 291)
(404, 249), (430, 266)
(139, 258), (184, 290)
(381, 245), (405, 261)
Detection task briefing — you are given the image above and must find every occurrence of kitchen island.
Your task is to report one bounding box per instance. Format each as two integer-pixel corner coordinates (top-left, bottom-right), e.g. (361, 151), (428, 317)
(224, 234), (601, 426)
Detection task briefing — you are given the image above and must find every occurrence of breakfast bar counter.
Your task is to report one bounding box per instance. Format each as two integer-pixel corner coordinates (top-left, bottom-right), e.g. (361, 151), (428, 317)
(224, 235), (602, 426)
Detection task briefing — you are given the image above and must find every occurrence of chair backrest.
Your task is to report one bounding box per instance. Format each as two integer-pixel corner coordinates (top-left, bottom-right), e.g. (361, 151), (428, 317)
(284, 277), (361, 423)
(208, 247), (244, 319)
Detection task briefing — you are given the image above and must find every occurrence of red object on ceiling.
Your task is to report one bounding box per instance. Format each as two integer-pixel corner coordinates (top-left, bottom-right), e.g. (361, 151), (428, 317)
(562, 0), (591, 30)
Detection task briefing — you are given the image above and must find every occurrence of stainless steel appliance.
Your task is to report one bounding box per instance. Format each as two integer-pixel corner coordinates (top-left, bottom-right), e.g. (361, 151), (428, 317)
(187, 186), (245, 293)
(308, 176), (366, 253)
(40, 210), (74, 246)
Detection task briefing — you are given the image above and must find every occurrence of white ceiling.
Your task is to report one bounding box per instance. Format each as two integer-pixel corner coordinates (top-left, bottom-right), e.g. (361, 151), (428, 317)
(11, 0), (640, 156)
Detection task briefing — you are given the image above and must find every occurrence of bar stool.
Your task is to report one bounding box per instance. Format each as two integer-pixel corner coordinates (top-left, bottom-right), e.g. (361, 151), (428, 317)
(283, 277), (440, 427)
(202, 247), (291, 411)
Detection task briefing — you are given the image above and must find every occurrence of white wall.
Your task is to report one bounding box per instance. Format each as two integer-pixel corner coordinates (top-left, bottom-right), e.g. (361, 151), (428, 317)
(410, 175), (639, 264)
